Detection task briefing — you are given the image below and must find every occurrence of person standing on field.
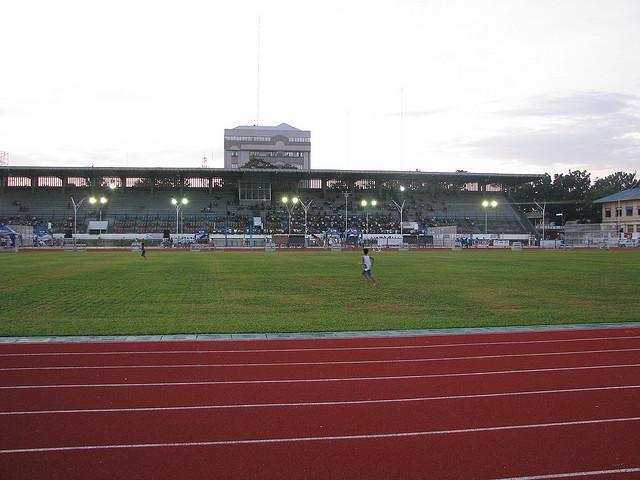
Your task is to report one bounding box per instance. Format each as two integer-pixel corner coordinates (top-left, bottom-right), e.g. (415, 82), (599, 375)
(141, 241), (147, 260)
(361, 248), (376, 284)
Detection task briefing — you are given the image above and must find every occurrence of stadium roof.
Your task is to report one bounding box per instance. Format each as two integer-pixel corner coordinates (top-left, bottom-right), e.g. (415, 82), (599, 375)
(593, 187), (640, 203)
(0, 166), (543, 186)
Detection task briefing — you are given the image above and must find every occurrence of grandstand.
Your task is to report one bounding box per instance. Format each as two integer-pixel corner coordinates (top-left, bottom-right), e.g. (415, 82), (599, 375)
(0, 166), (542, 239)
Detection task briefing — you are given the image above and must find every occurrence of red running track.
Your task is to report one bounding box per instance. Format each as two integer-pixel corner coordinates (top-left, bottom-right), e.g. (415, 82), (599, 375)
(1, 327), (639, 479)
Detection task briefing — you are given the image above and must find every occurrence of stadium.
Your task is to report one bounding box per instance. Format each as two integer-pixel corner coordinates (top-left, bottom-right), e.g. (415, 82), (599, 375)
(0, 165), (543, 247)
(0, 158), (640, 480)
(2, 160), (640, 480)
(2, 2), (640, 473)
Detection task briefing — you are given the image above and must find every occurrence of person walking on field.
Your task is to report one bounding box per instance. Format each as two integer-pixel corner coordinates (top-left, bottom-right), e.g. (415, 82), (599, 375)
(361, 248), (376, 284)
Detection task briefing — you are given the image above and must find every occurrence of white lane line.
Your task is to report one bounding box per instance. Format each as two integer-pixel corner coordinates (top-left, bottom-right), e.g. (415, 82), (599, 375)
(2, 334), (640, 357)
(2, 384), (639, 416)
(494, 467), (640, 479)
(3, 347), (640, 371)
(1, 416), (639, 454)
(2, 363), (639, 390)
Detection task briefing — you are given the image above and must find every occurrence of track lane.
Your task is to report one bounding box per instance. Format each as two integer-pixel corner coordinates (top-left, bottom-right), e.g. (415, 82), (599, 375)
(2, 328), (639, 479)
(1, 387), (638, 450)
(2, 364), (639, 412)
(2, 349), (639, 387)
(2, 338), (640, 368)
(0, 420), (638, 479)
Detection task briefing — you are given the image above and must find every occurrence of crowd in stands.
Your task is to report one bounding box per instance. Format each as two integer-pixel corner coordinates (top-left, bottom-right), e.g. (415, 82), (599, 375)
(1, 211), (484, 235)
(1, 190), (525, 235)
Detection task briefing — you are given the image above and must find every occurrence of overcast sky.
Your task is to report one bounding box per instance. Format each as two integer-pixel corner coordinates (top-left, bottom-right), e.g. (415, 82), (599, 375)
(1, 0), (639, 178)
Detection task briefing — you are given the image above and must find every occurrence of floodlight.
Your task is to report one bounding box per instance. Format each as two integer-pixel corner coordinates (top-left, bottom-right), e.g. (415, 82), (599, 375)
(171, 198), (178, 205)
(89, 196), (97, 204)
(282, 196), (289, 203)
(482, 200), (489, 208)
(361, 200), (368, 207)
(108, 183), (117, 190)
(400, 185), (406, 192)
(490, 200), (498, 208)
(292, 196), (299, 204)
(181, 198), (189, 205)
(100, 196), (108, 204)
(371, 200), (378, 207)
(556, 213), (563, 216)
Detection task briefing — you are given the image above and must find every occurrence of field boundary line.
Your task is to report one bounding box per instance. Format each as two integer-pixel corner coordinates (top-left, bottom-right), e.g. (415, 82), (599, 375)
(1, 416), (639, 454)
(494, 467), (640, 479)
(2, 384), (638, 416)
(3, 334), (640, 357)
(2, 363), (639, 389)
(2, 347), (639, 371)
(2, 322), (639, 344)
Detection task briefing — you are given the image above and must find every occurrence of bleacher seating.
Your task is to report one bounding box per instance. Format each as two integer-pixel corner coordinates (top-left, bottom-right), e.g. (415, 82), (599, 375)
(0, 188), (533, 235)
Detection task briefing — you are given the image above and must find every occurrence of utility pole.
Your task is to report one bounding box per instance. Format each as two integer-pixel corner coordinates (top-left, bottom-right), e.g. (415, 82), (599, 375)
(343, 192), (351, 236)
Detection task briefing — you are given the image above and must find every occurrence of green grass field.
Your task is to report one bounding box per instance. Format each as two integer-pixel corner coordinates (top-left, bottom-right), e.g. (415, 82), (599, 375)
(1, 250), (639, 336)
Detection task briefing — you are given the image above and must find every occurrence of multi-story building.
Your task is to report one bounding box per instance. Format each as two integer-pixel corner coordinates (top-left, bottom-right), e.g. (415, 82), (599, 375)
(223, 123), (311, 170)
(594, 187), (640, 236)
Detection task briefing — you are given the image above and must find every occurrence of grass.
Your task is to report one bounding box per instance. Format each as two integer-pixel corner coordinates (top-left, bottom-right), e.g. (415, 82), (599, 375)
(1, 249), (639, 336)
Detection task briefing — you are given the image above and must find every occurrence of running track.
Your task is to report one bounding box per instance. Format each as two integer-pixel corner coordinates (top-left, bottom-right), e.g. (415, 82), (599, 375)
(1, 327), (639, 479)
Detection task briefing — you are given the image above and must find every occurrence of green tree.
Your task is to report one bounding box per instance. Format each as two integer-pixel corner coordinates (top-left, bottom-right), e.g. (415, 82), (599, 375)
(584, 171), (638, 221)
(244, 158), (274, 169)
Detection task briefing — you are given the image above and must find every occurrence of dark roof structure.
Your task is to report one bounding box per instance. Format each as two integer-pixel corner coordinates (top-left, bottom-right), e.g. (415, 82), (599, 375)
(0, 166), (543, 188)
(593, 187), (640, 203)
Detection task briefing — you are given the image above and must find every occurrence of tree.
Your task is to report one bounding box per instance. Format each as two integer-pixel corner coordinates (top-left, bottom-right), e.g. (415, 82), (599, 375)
(244, 158), (274, 169)
(584, 172), (638, 222)
(512, 169), (638, 224)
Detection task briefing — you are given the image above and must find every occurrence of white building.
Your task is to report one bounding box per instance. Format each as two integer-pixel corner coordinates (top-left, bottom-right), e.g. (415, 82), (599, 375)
(223, 123), (311, 169)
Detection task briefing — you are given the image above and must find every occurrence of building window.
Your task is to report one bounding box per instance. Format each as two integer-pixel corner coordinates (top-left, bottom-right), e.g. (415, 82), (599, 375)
(231, 163), (238, 169)
(37, 176), (63, 187)
(604, 208), (611, 218)
(637, 205), (640, 216)
(616, 207), (622, 217)
(628, 225), (634, 233)
(6, 176), (32, 187)
(637, 225), (640, 232)
(231, 151), (239, 157)
(239, 182), (271, 201)
(626, 206), (633, 216)
(225, 136), (271, 142)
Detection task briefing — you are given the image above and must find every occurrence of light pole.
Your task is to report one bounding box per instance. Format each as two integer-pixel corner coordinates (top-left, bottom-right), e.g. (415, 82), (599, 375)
(534, 201), (546, 244)
(281, 196), (299, 235)
(343, 192), (351, 235)
(89, 196), (108, 221)
(70, 196), (88, 237)
(481, 200), (498, 234)
(556, 212), (565, 245)
(171, 197), (189, 234)
(299, 199), (313, 245)
(360, 199), (378, 234)
(391, 185), (406, 236)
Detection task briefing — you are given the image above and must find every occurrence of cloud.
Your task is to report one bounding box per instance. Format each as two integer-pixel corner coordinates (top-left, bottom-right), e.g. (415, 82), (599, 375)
(464, 91), (640, 172)
(384, 108), (448, 118)
(504, 92), (636, 117)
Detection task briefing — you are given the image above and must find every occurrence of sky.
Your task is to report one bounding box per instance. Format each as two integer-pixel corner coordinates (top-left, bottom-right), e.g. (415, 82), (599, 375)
(1, 0), (639, 179)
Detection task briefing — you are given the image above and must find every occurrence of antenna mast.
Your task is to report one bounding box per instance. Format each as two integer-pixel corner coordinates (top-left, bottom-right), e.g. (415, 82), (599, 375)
(256, 16), (261, 125)
(400, 87), (404, 171)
